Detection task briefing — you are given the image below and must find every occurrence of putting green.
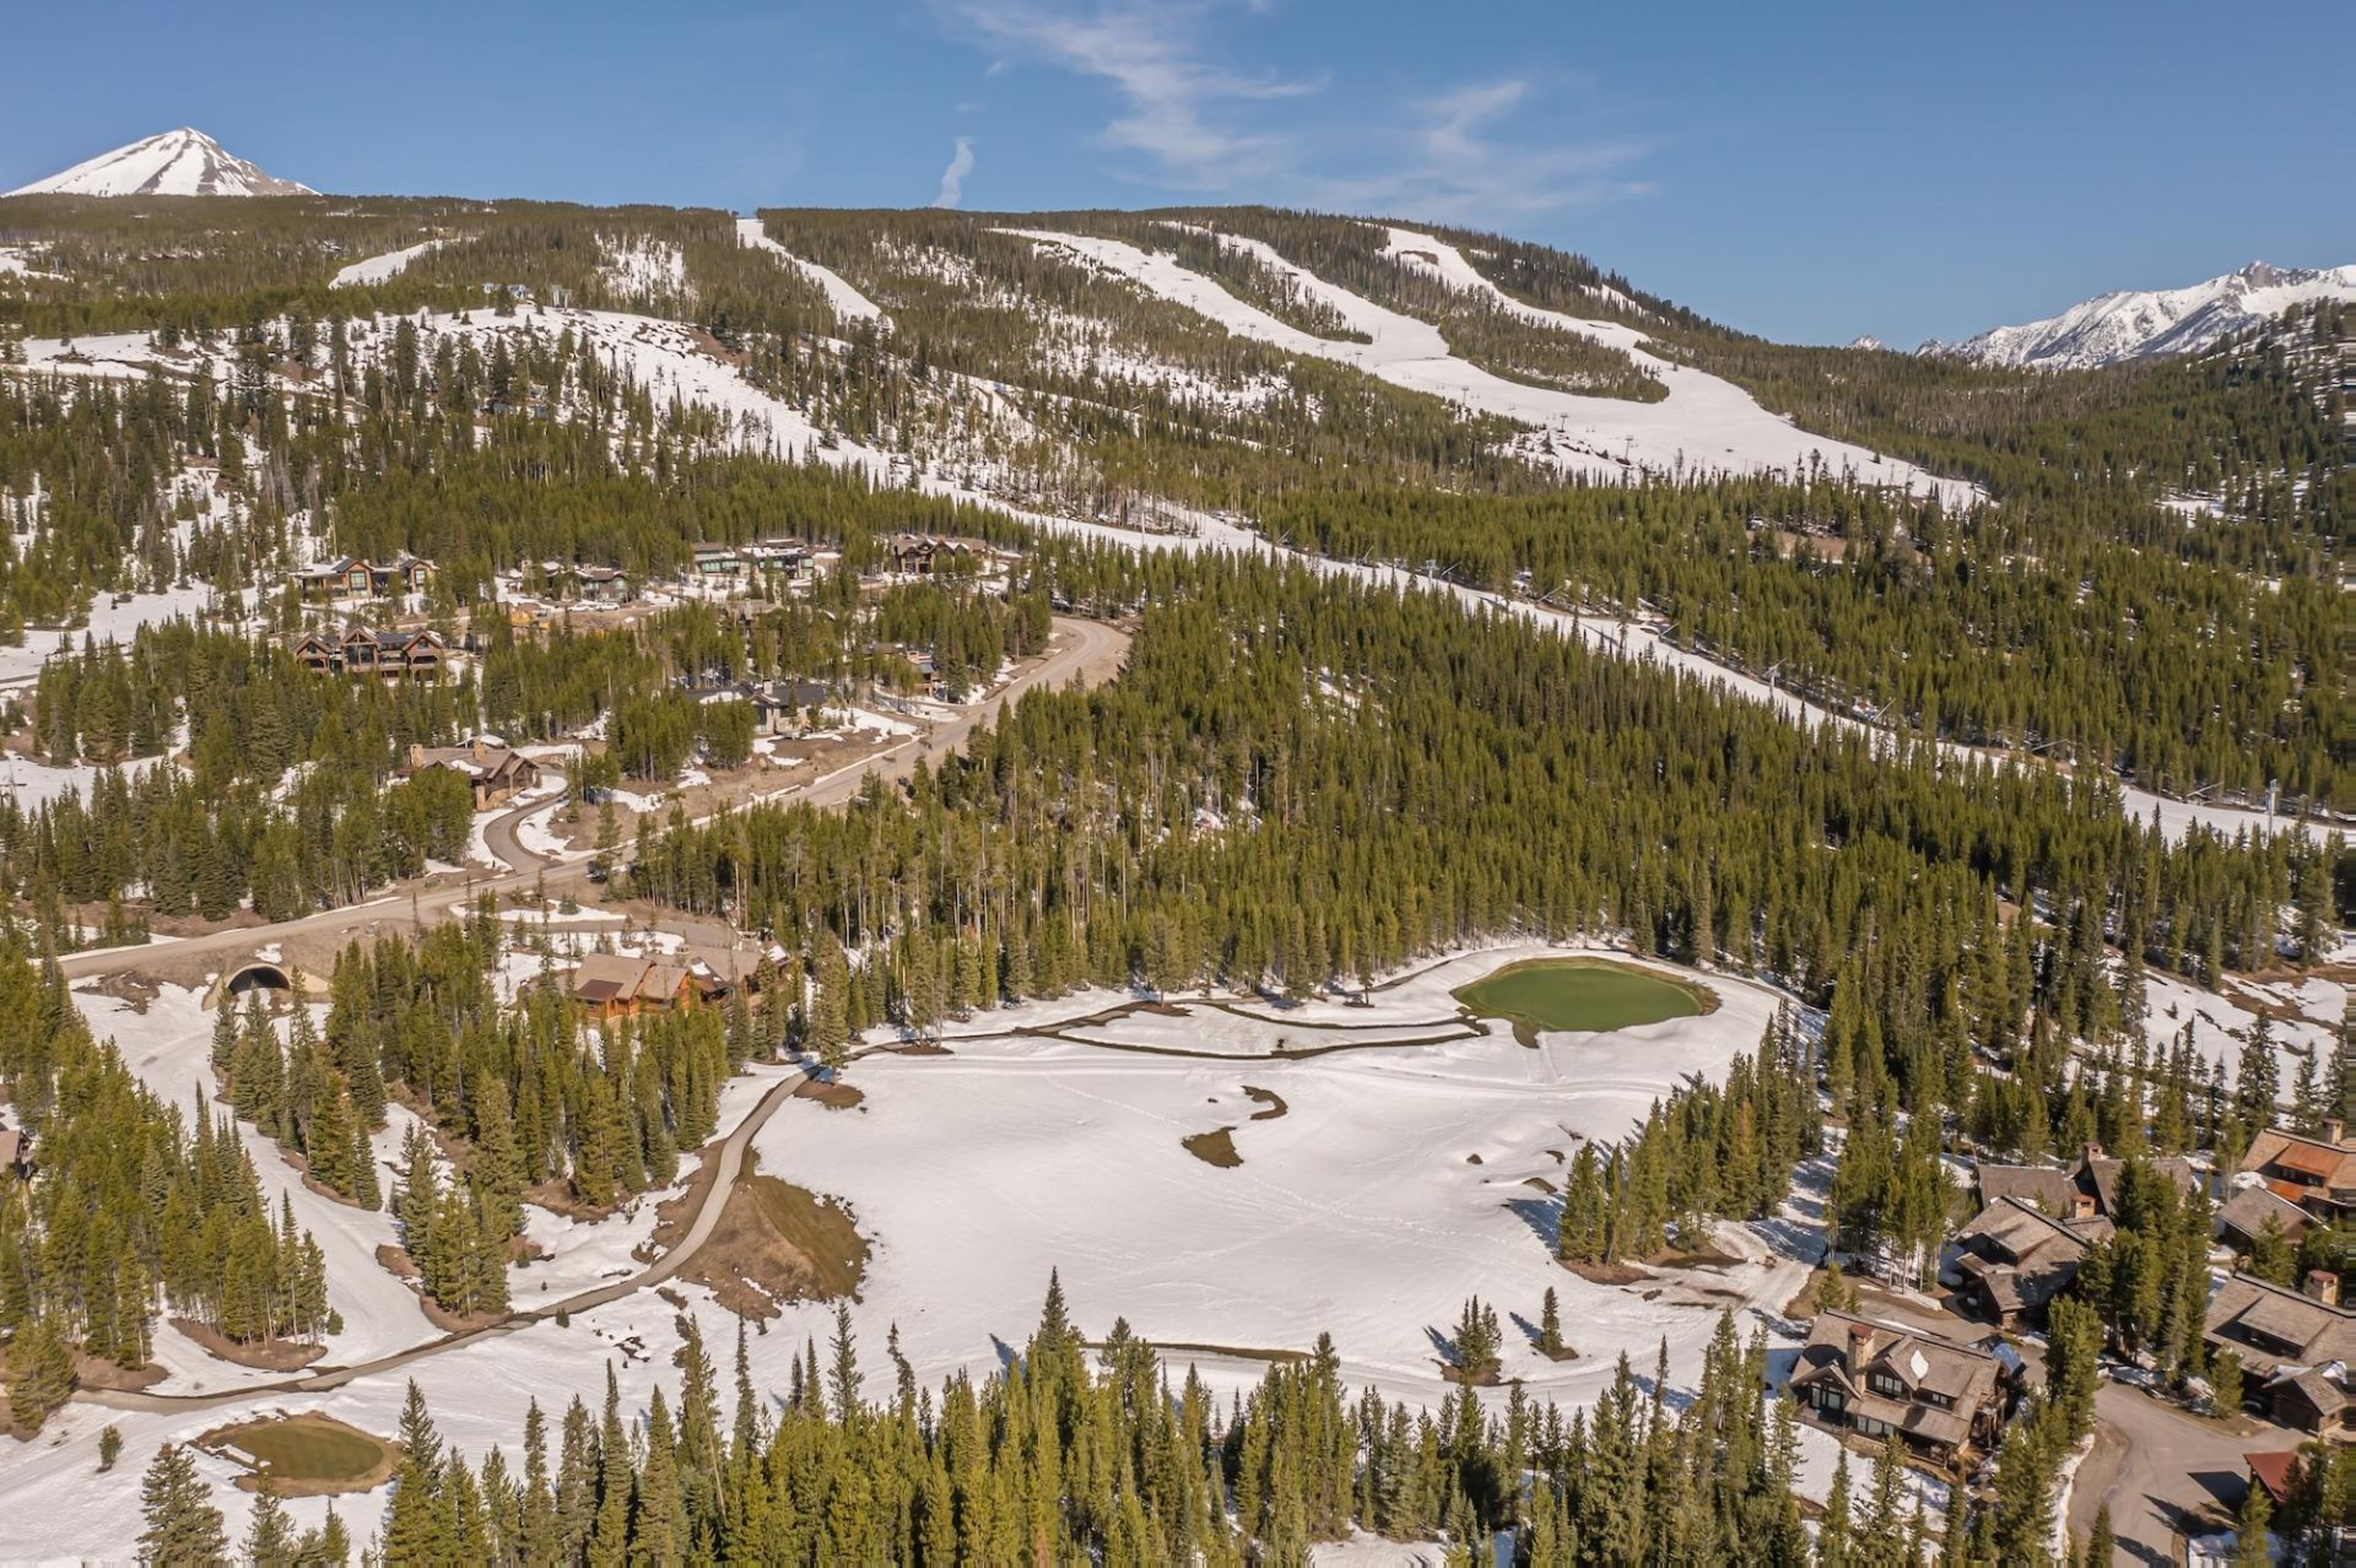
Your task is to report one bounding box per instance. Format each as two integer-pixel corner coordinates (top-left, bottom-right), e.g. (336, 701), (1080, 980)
(199, 1413), (398, 1494)
(1454, 958), (1708, 1036)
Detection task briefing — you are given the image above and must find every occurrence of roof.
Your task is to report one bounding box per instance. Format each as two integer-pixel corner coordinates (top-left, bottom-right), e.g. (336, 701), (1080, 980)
(2208, 1274), (2356, 1371)
(571, 954), (652, 1001)
(636, 963), (690, 1001)
(2246, 1449), (2304, 1504)
(2216, 1183), (2315, 1243)
(1974, 1164), (2079, 1215)
(1953, 1197), (2111, 1314)
(0, 1129), (21, 1165)
(2245, 1129), (2356, 1190)
(1973, 1148), (2195, 1221)
(1791, 1311), (2003, 1429)
(2279, 1367), (2349, 1419)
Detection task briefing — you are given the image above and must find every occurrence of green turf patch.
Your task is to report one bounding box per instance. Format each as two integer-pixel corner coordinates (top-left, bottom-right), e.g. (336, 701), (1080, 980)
(1454, 958), (1711, 1039)
(196, 1413), (399, 1495)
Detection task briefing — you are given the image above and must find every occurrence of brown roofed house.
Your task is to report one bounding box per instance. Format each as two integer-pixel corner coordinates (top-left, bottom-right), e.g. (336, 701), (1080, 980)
(404, 738), (543, 809)
(1787, 1311), (2014, 1467)
(2242, 1121), (2356, 1220)
(2214, 1183), (2317, 1256)
(1949, 1197), (2113, 1329)
(1971, 1144), (2196, 1224)
(2205, 1270), (2356, 1431)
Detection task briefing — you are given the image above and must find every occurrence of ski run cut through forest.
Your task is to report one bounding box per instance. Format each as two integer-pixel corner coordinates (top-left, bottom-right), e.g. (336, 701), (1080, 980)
(0, 128), (2346, 1568)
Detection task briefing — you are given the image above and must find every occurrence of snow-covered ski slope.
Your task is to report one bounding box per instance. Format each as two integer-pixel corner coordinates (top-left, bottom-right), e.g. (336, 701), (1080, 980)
(6, 299), (2319, 848)
(734, 215), (890, 328)
(329, 239), (442, 288)
(1006, 225), (1980, 508)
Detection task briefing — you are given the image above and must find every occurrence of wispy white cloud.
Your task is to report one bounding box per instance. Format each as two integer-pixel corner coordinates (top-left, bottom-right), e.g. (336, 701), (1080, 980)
(944, 4), (1652, 221)
(1314, 77), (1655, 220)
(932, 136), (977, 207)
(952, 1), (1316, 190)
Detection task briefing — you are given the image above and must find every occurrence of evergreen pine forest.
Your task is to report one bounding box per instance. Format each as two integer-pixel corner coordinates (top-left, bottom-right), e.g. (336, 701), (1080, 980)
(0, 182), (2346, 1564)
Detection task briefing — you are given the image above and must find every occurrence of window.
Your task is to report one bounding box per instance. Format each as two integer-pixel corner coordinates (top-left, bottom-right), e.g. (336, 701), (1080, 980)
(1815, 1388), (1846, 1414)
(1854, 1416), (1893, 1439)
(1871, 1373), (1906, 1398)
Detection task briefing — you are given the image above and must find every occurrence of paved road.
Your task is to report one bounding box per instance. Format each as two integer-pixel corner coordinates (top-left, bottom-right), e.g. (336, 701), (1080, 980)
(68, 617), (1129, 1414)
(58, 615), (1126, 986)
(2069, 1380), (2301, 1564)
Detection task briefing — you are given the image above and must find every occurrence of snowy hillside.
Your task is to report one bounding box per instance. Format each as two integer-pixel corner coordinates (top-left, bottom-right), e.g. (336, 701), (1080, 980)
(1921, 260), (2356, 369)
(4, 127), (313, 198)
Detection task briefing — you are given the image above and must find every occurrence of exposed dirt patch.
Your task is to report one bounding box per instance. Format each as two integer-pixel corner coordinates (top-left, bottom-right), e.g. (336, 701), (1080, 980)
(793, 1076), (865, 1110)
(1242, 1085), (1288, 1121)
(72, 1352), (164, 1393)
(369, 1247), (506, 1334)
(887, 1040), (953, 1056)
(525, 1180), (624, 1224)
(1560, 1258), (1650, 1286)
(1087, 1338), (1310, 1365)
(1439, 1358), (1502, 1388)
(167, 1318), (326, 1372)
(76, 971), (163, 1012)
(671, 1154), (869, 1320)
(646, 1144), (729, 1256)
(1466, 1153), (1484, 1166)
(1522, 1176), (1557, 1195)
(194, 1413), (400, 1497)
(1183, 1127), (1242, 1167)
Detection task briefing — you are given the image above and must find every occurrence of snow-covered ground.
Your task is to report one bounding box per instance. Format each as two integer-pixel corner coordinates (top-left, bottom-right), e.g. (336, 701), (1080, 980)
(1005, 226), (1977, 507)
(599, 236), (690, 300)
(71, 981), (436, 1372)
(4, 943), (1804, 1560)
(734, 216), (890, 328)
(0, 582), (214, 690)
(329, 239), (442, 288)
(2139, 964), (2344, 1094)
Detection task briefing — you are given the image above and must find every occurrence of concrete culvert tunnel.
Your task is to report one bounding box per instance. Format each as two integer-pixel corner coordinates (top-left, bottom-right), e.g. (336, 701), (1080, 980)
(221, 962), (293, 999)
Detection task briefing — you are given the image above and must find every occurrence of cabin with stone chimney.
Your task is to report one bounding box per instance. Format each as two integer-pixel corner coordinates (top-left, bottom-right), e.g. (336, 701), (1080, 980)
(2240, 1119), (2356, 1222)
(1787, 1310), (2014, 1467)
(2204, 1270), (2354, 1432)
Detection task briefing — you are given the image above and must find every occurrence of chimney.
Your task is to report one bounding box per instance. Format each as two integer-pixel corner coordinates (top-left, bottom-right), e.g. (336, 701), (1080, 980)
(2327, 1117), (2346, 1148)
(471, 736), (488, 763)
(407, 741), (425, 772)
(2305, 1270), (2341, 1308)
(1844, 1321), (1873, 1378)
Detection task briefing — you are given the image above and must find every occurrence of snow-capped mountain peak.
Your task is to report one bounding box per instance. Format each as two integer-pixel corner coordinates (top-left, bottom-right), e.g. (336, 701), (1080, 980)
(4, 128), (314, 199)
(1920, 259), (2356, 371)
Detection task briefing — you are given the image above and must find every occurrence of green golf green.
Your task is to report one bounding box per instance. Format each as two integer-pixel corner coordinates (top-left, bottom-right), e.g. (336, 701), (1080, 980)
(1454, 959), (1709, 1036)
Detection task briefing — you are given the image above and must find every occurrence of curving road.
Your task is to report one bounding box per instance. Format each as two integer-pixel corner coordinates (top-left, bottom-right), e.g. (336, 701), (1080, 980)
(58, 615), (1126, 986)
(68, 617), (1129, 1414)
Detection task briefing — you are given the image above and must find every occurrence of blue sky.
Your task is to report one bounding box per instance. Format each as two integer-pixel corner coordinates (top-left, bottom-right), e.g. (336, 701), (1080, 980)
(5, 0), (2349, 345)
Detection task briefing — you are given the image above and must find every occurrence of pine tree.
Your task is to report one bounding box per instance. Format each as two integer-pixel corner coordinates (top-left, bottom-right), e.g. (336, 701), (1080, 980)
(242, 1485), (297, 1566)
(138, 1443), (228, 1566)
(1536, 1286), (1566, 1357)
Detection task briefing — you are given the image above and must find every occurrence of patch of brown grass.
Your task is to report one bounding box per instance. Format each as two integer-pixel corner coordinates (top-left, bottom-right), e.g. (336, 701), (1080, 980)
(1183, 1128), (1242, 1167)
(1242, 1085), (1288, 1121)
(674, 1156), (869, 1321)
(194, 1413), (399, 1497)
